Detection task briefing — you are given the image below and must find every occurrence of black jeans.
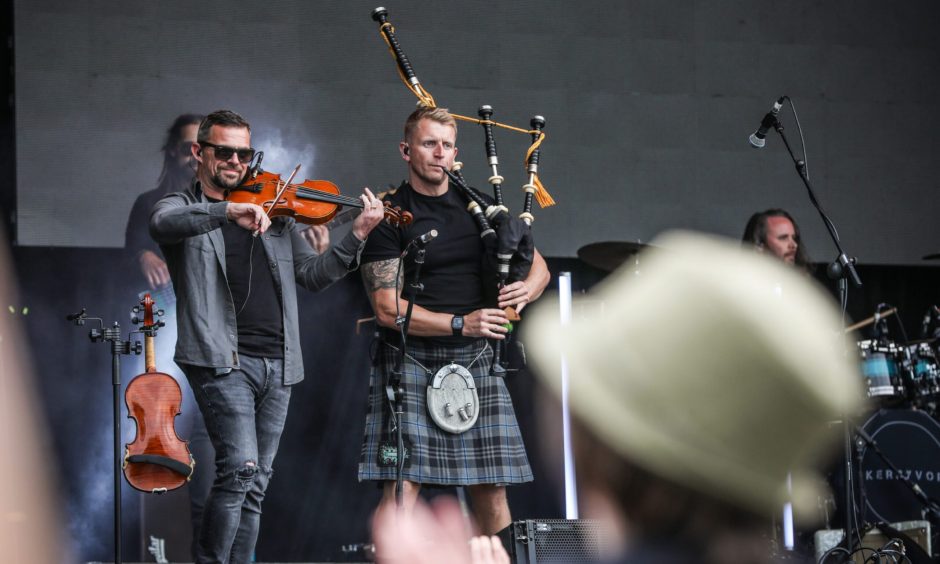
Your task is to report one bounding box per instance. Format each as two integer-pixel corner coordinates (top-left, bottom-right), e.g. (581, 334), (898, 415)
(185, 355), (291, 564)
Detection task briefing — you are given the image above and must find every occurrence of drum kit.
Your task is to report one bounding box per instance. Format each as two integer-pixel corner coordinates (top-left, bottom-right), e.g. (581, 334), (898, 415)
(849, 304), (940, 549)
(854, 316), (940, 413)
(577, 241), (651, 273)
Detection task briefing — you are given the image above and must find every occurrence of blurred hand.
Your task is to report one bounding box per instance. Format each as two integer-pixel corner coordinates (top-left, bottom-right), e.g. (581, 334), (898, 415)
(301, 224), (330, 254)
(372, 496), (509, 564)
(470, 535), (510, 564)
(352, 188), (386, 240)
(139, 250), (170, 289)
(226, 202), (271, 234)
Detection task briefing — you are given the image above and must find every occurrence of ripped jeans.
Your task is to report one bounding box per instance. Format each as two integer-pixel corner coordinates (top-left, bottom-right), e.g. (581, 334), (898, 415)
(184, 355), (291, 564)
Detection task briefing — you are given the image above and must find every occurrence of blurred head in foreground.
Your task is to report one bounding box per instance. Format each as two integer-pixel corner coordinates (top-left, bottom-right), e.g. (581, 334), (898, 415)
(0, 228), (67, 563)
(525, 231), (861, 563)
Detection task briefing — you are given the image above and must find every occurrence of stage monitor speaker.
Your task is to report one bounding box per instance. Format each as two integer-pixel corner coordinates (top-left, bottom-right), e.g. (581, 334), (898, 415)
(510, 519), (605, 564)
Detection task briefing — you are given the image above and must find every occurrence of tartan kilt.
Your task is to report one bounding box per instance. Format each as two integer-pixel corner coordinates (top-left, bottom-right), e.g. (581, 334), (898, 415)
(358, 336), (533, 486)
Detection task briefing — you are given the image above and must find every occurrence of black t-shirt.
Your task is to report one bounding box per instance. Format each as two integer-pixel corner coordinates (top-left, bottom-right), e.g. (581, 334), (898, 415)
(361, 182), (491, 344)
(216, 204), (285, 359)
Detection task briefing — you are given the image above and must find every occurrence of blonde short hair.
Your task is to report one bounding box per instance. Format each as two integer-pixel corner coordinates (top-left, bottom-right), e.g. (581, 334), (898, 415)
(403, 106), (457, 142)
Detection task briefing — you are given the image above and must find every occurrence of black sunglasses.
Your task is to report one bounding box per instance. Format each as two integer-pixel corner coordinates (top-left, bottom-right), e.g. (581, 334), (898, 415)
(199, 142), (256, 163)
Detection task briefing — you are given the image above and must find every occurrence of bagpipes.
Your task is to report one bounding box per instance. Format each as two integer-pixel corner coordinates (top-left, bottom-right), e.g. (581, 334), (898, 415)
(371, 7), (556, 368)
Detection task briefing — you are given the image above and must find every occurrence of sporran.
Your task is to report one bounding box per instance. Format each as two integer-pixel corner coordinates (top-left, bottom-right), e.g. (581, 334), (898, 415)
(426, 362), (480, 434)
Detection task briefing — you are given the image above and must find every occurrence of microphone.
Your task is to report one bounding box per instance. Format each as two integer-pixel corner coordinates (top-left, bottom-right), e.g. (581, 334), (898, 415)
(248, 150), (264, 179)
(748, 97), (785, 148)
(65, 309), (85, 321)
(409, 229), (438, 249)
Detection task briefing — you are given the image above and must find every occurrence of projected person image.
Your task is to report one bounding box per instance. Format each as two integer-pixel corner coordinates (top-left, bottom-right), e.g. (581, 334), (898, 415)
(358, 106), (550, 544)
(149, 109), (386, 563)
(125, 113), (204, 292)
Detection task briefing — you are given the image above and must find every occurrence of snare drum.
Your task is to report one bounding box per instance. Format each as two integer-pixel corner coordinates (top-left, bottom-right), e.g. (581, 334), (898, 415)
(905, 341), (940, 402)
(856, 340), (906, 400)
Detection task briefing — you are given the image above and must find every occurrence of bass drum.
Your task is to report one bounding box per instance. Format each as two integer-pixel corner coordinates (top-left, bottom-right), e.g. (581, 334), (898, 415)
(858, 408), (940, 524)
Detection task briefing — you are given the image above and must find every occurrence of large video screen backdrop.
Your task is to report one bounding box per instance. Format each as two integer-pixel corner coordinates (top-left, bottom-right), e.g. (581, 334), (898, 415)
(15, 1), (940, 264)
(11, 2), (940, 562)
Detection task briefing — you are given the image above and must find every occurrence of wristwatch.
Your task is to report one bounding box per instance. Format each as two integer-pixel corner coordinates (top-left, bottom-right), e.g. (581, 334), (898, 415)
(451, 315), (464, 337)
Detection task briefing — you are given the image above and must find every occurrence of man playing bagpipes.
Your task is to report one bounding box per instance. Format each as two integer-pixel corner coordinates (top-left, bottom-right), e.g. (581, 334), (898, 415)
(357, 106), (550, 539)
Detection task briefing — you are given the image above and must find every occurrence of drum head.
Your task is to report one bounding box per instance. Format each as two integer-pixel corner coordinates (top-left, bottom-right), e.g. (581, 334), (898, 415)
(858, 409), (940, 523)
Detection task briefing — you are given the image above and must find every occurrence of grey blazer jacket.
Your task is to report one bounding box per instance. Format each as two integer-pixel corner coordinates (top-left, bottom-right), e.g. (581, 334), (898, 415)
(149, 181), (365, 384)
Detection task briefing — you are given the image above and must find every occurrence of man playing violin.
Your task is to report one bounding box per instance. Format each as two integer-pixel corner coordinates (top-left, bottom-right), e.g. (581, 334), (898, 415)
(358, 107), (550, 543)
(150, 109), (385, 563)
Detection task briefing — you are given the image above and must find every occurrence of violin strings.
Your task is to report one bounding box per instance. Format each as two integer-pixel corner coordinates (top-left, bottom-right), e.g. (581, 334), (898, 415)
(241, 180), (365, 208)
(287, 185), (366, 207)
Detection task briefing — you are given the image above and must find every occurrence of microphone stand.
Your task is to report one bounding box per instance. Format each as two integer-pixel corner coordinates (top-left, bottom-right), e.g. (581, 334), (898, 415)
(391, 243), (427, 508)
(66, 309), (141, 564)
(769, 117), (861, 293)
(768, 113), (864, 555)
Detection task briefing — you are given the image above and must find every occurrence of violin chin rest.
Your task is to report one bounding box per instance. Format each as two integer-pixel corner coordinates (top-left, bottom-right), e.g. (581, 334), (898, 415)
(125, 453), (193, 478)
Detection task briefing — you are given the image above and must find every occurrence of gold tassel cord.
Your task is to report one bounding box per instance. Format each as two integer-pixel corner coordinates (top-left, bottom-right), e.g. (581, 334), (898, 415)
(376, 23), (555, 208)
(450, 118), (555, 208)
(379, 23), (436, 108)
(532, 175), (554, 208)
(523, 131), (555, 208)
(451, 114), (530, 135)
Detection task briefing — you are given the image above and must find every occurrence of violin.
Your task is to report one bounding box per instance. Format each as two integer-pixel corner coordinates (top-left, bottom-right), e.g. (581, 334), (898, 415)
(124, 294), (194, 493)
(227, 168), (412, 227)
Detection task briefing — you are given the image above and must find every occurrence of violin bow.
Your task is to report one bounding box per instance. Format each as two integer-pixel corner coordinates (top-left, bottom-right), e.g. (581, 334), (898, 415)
(252, 163), (302, 237)
(266, 164), (302, 217)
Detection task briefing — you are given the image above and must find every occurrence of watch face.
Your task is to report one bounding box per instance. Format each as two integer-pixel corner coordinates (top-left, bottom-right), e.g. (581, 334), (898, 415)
(452, 316), (463, 330)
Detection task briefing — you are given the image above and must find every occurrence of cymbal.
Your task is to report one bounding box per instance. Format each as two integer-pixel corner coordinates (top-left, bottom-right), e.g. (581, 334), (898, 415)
(923, 253), (940, 260)
(577, 241), (651, 272)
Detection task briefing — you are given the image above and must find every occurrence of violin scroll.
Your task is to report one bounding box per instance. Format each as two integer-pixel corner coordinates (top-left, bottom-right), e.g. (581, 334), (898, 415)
(380, 200), (413, 228)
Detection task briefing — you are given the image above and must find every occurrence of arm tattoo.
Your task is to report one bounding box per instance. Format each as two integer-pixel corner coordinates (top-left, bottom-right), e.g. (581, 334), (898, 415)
(361, 258), (403, 292)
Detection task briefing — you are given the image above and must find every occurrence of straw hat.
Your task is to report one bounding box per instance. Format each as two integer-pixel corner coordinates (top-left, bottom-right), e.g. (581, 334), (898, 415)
(524, 231), (862, 515)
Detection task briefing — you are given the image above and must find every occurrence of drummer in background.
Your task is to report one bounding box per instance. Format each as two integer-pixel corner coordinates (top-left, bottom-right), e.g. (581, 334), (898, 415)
(742, 208), (812, 271)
